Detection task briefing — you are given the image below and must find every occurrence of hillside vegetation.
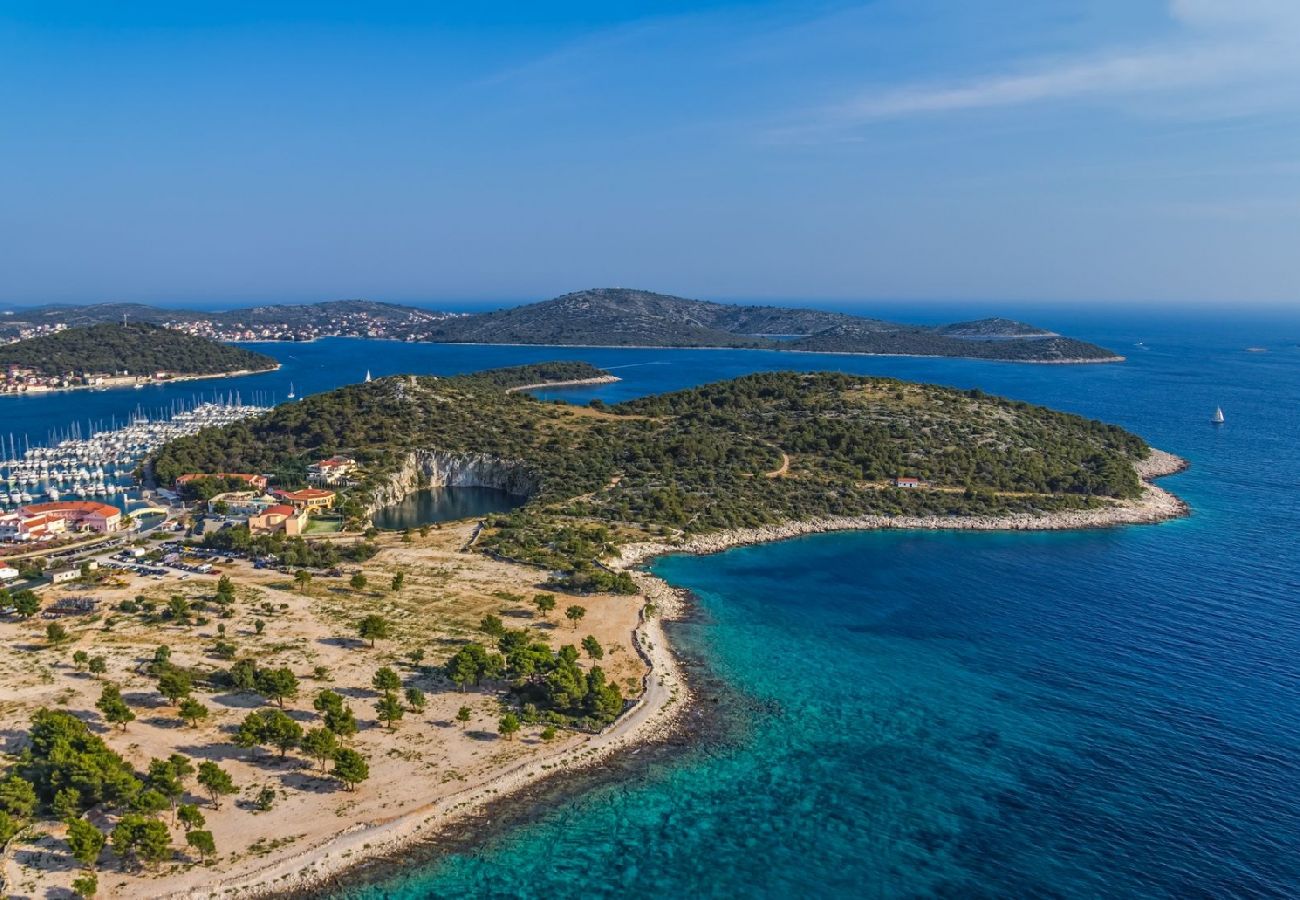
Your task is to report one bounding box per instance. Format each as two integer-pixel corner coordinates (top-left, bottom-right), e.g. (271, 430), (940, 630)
(153, 363), (1149, 589)
(0, 323), (277, 376)
(422, 288), (1120, 362)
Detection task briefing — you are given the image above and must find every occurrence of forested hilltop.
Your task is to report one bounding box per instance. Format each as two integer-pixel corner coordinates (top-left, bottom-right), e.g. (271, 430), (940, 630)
(0, 323), (277, 376)
(153, 362), (1149, 591)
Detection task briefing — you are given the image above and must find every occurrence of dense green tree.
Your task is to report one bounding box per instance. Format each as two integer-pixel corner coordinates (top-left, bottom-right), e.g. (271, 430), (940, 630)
(498, 713), (521, 741)
(96, 684), (135, 730)
(404, 686), (426, 712)
(166, 595), (191, 624)
(13, 590), (40, 619)
(371, 666), (401, 694)
(255, 666), (300, 707)
(0, 774), (37, 819)
(23, 710), (141, 811)
(391, 572), (405, 591)
(52, 786), (82, 821)
(444, 643), (502, 691)
(177, 803), (205, 833)
(357, 614), (390, 647)
(581, 635), (604, 660)
(236, 709), (303, 758)
(65, 816), (105, 868)
(87, 656), (107, 678)
(350, 572), (368, 591)
(71, 872), (98, 898)
(186, 829), (216, 862)
(456, 706), (472, 729)
(332, 748), (370, 791)
(533, 593), (557, 619)
(375, 692), (404, 730)
(111, 813), (172, 868)
(178, 698), (209, 728)
(130, 787), (170, 818)
(313, 689), (359, 739)
(301, 727), (339, 773)
(479, 614), (505, 638)
(72, 650), (90, 671)
(156, 668), (192, 704)
(228, 658), (259, 691)
(196, 761), (236, 809)
(46, 622), (70, 645)
(565, 605), (587, 629)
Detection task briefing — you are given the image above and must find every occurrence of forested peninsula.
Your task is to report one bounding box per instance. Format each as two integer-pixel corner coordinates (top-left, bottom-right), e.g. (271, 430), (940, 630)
(0, 323), (277, 378)
(154, 362), (1161, 591)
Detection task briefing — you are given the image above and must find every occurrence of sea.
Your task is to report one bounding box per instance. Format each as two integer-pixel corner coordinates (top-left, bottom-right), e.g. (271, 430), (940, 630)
(2, 308), (1297, 897)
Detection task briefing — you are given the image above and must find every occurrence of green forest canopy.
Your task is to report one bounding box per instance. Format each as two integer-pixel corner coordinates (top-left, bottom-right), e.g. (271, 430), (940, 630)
(153, 363), (1151, 587)
(0, 323), (277, 376)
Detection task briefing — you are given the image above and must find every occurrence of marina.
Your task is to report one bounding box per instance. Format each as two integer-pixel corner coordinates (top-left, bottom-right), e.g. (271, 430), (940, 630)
(0, 396), (268, 513)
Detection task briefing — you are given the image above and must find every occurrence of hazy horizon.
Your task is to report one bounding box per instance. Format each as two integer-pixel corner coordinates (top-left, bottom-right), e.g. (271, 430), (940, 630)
(4, 2), (1300, 308)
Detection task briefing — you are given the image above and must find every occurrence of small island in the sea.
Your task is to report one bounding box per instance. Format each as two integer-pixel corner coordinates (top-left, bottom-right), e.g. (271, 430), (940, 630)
(0, 323), (278, 394)
(0, 363), (1183, 897)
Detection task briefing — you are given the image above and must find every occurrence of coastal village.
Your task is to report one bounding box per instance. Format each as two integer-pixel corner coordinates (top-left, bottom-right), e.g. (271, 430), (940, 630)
(2, 363), (210, 395)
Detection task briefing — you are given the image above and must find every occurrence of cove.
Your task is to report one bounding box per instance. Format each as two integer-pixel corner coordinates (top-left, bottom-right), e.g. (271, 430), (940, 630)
(372, 486), (525, 530)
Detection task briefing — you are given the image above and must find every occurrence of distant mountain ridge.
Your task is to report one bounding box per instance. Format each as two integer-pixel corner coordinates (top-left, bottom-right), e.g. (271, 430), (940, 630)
(1, 290), (1121, 363)
(423, 289), (1118, 362)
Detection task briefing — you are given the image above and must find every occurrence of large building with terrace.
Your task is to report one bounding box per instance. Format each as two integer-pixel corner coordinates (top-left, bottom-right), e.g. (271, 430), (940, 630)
(0, 501), (122, 541)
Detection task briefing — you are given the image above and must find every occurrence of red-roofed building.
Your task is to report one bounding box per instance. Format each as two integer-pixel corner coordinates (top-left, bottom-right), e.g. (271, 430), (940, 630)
(248, 503), (307, 536)
(892, 476), (925, 489)
(175, 473), (269, 492)
(274, 488), (336, 512)
(14, 501), (121, 534)
(0, 511), (67, 542)
(308, 455), (357, 486)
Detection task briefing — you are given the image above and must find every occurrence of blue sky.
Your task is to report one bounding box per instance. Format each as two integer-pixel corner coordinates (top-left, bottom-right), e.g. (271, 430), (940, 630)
(2, 1), (1298, 308)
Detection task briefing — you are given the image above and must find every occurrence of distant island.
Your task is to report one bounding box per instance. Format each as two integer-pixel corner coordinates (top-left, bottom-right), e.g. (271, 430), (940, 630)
(420, 288), (1122, 363)
(0, 323), (278, 394)
(2, 289), (1123, 364)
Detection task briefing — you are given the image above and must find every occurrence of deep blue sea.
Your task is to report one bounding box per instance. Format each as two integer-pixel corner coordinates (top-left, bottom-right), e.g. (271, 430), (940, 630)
(3, 309), (1297, 897)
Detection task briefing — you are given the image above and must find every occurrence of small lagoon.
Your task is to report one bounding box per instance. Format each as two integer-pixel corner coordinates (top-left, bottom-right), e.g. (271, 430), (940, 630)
(372, 486), (525, 530)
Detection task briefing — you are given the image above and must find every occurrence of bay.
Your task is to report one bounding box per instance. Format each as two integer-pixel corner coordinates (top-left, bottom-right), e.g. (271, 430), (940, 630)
(4, 309), (1298, 897)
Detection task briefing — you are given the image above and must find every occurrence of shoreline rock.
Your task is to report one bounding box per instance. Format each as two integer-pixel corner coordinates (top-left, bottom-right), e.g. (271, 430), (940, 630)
(615, 449), (1189, 567)
(168, 449), (1186, 899)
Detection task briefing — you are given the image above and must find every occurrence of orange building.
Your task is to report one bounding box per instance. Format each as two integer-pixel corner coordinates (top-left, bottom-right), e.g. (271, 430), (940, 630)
(15, 500), (122, 534)
(274, 488), (336, 512)
(175, 473), (269, 492)
(248, 504), (307, 536)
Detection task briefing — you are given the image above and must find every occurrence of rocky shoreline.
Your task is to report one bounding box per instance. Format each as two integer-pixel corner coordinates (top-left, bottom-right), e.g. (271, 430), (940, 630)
(616, 449), (1188, 567)
(180, 449), (1185, 899)
(504, 374), (622, 392)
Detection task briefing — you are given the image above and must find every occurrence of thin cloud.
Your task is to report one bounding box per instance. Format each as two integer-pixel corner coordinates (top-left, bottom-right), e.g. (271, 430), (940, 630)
(817, 1), (1300, 125)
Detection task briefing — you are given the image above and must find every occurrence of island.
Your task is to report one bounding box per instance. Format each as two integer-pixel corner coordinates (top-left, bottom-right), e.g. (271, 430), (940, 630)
(0, 364), (1183, 897)
(0, 324), (278, 394)
(3, 289), (1123, 363)
(420, 288), (1123, 363)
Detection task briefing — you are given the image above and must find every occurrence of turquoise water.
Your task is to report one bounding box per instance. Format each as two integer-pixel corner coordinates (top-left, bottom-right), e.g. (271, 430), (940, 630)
(4, 312), (1298, 896)
(373, 486), (525, 530)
